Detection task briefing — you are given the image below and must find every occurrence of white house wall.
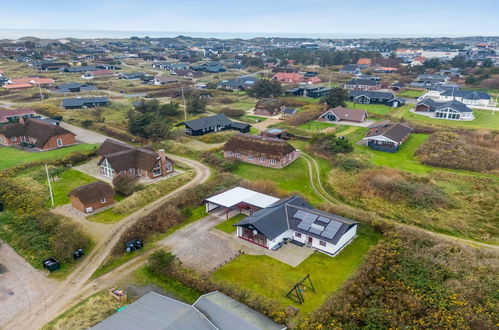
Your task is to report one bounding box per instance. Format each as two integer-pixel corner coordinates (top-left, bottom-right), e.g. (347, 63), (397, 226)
(268, 229), (294, 249)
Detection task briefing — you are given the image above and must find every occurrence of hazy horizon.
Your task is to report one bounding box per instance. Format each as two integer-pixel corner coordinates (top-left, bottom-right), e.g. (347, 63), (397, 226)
(1, 0), (498, 39)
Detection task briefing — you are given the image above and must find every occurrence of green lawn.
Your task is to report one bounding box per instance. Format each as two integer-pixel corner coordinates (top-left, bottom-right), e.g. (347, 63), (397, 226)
(240, 115), (268, 123)
(86, 207), (126, 224)
(0, 144), (98, 171)
(233, 157), (322, 205)
(51, 169), (98, 206)
(345, 101), (393, 116)
(358, 134), (432, 173)
(215, 214), (246, 233)
(399, 107), (499, 130)
(396, 89), (425, 99)
(132, 267), (202, 304)
(212, 226), (381, 314)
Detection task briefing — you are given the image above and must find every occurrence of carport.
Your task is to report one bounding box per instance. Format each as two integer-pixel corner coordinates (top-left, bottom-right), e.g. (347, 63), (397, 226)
(205, 187), (279, 219)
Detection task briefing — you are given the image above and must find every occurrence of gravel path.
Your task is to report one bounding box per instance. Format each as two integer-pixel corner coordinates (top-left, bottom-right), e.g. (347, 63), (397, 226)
(58, 122), (116, 144)
(0, 242), (57, 328)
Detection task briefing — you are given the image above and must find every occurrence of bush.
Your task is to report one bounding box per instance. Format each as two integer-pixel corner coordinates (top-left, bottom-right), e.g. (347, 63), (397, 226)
(81, 119), (94, 128)
(200, 151), (239, 172)
(333, 156), (371, 172)
(310, 133), (353, 156)
(415, 132), (499, 172)
(0, 177), (46, 216)
(284, 108), (322, 126)
(219, 108), (245, 118)
(113, 173), (139, 196)
(147, 250), (176, 275)
(198, 131), (236, 144)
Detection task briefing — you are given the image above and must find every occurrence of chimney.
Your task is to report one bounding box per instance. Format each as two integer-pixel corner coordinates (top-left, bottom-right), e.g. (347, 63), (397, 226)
(158, 149), (167, 176)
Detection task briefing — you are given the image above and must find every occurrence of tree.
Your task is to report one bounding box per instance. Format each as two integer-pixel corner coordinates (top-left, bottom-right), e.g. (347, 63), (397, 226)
(321, 88), (348, 108)
(310, 134), (354, 156)
(423, 58), (441, 68)
(247, 80), (282, 98)
(113, 173), (139, 196)
(147, 250), (176, 275)
(186, 97), (207, 114)
(81, 119), (93, 128)
(482, 58), (493, 68)
(92, 107), (105, 123)
(159, 102), (180, 117)
(241, 56), (264, 68)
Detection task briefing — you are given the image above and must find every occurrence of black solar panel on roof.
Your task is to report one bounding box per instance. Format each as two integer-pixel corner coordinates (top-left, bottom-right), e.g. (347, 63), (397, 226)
(297, 221), (311, 231)
(326, 220), (342, 232)
(317, 216), (331, 224)
(309, 227), (323, 235)
(303, 213), (318, 223)
(294, 210), (307, 220)
(322, 230), (336, 239)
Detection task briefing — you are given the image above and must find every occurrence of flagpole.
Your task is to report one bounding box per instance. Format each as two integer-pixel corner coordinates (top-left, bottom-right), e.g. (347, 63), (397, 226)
(45, 164), (54, 207)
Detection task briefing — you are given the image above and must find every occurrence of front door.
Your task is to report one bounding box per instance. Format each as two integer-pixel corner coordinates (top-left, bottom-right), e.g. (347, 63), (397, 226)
(308, 237), (313, 245)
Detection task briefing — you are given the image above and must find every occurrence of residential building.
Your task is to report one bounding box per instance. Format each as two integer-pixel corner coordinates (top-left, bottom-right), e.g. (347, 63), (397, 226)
(363, 122), (412, 152)
(389, 82), (405, 91)
(357, 58), (372, 66)
(438, 90), (492, 106)
(343, 78), (381, 91)
(69, 181), (115, 213)
(339, 64), (364, 75)
(234, 195), (358, 255)
(152, 75), (179, 85)
(92, 291), (285, 330)
(281, 107), (298, 118)
(54, 82), (98, 93)
(254, 98), (286, 116)
(0, 108), (37, 125)
(60, 66), (98, 73)
(62, 97), (109, 109)
(285, 86), (332, 98)
(415, 98), (474, 120)
(319, 106), (368, 123)
(216, 76), (258, 91)
(223, 133), (300, 168)
(96, 139), (174, 179)
(172, 68), (203, 79)
(348, 90), (406, 107)
(0, 118), (76, 150)
(272, 72), (303, 84)
(176, 114), (250, 136)
(118, 72), (145, 80)
(373, 67), (398, 73)
(82, 70), (115, 79)
(260, 128), (288, 140)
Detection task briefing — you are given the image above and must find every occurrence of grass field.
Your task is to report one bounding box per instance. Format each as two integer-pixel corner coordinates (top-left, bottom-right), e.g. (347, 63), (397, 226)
(50, 169), (98, 206)
(215, 214), (246, 233)
(398, 107), (499, 130)
(396, 89), (425, 99)
(345, 101), (394, 116)
(212, 226), (381, 314)
(0, 144), (98, 171)
(240, 114), (268, 123)
(358, 134), (431, 173)
(233, 157), (322, 205)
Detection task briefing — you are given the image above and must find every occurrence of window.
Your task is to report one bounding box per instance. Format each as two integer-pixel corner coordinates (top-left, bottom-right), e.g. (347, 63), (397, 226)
(295, 232), (302, 238)
(248, 155), (253, 161)
(258, 157), (264, 163)
(11, 137), (17, 141)
(166, 163), (173, 172)
(129, 168), (135, 175)
(21, 136), (26, 142)
(270, 159), (276, 165)
(100, 197), (107, 204)
(153, 162), (162, 177)
(319, 240), (327, 247)
(56, 138), (63, 147)
(137, 168), (142, 177)
(101, 159), (114, 178)
(236, 153), (241, 158)
(227, 151), (232, 156)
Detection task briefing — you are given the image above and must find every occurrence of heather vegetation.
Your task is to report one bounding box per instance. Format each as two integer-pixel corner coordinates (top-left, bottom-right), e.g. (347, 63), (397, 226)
(416, 131), (499, 173)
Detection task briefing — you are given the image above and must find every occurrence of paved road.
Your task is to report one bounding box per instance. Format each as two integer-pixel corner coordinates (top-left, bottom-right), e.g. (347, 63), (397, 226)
(59, 122), (116, 144)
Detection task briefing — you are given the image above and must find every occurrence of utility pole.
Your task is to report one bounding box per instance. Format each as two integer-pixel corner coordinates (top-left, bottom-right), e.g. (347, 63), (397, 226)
(328, 72), (332, 88)
(45, 164), (54, 207)
(181, 86), (187, 121)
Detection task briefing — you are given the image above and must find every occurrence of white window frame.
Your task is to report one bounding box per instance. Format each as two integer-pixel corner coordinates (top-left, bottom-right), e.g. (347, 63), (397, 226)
(21, 135), (26, 142)
(258, 157), (264, 163)
(227, 151), (232, 156)
(153, 162), (162, 177)
(236, 153), (241, 158)
(56, 138), (63, 147)
(100, 196), (107, 204)
(248, 155), (253, 161)
(270, 159), (276, 165)
(11, 136), (17, 141)
(319, 240), (327, 247)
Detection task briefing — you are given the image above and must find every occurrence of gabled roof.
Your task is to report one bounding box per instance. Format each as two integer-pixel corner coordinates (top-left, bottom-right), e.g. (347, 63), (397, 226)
(0, 108), (37, 123)
(224, 133), (296, 158)
(205, 187), (279, 209)
(69, 181), (114, 204)
(321, 106), (368, 122)
(217, 75), (258, 88)
(235, 195), (358, 245)
(417, 98), (473, 113)
(357, 58), (372, 65)
(365, 122), (412, 143)
(340, 64), (363, 72)
(96, 139), (170, 172)
(345, 78), (380, 86)
(178, 114), (234, 131)
(440, 90), (491, 100)
(0, 118), (75, 148)
(349, 90), (394, 100)
(62, 97), (108, 107)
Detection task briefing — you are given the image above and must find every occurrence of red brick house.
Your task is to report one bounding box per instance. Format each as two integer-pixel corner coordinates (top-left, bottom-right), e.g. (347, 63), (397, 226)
(272, 72), (303, 84)
(253, 98), (286, 117)
(223, 134), (300, 168)
(69, 181), (115, 213)
(0, 108), (37, 124)
(96, 139), (174, 179)
(0, 118), (76, 150)
(319, 106), (368, 123)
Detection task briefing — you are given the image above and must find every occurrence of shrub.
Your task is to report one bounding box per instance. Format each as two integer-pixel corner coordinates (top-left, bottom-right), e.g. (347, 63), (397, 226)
(240, 180), (286, 197)
(112, 173), (139, 196)
(219, 108), (245, 118)
(333, 156), (370, 172)
(147, 250), (176, 275)
(81, 119), (94, 128)
(0, 177), (46, 216)
(415, 132), (499, 172)
(284, 108), (322, 126)
(309, 133), (353, 156)
(200, 151), (238, 171)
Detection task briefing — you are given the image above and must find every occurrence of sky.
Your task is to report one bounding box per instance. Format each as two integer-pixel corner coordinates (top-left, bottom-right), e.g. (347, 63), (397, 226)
(0, 0), (498, 38)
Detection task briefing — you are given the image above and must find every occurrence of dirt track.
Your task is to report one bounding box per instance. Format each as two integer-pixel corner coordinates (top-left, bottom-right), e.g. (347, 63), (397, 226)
(3, 154), (210, 330)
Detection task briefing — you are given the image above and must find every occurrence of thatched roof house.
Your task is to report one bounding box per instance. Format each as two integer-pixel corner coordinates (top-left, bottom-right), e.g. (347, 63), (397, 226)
(223, 134), (300, 168)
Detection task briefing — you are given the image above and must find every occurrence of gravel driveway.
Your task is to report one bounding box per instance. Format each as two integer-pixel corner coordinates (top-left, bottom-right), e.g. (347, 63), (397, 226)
(58, 122), (117, 144)
(0, 242), (56, 328)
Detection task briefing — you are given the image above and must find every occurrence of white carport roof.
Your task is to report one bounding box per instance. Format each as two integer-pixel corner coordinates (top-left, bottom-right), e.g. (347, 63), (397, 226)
(205, 187), (279, 209)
